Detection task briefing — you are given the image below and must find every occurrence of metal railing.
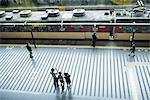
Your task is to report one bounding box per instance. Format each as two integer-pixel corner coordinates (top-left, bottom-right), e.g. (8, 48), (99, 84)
(1, 22), (150, 26)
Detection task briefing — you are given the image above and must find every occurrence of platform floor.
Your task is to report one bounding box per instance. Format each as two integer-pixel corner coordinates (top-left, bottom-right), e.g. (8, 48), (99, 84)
(0, 45), (150, 100)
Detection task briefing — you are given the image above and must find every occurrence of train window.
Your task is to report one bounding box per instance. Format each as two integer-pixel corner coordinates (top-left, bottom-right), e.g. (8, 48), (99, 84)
(0, 25), (33, 32)
(83, 25), (93, 32)
(63, 25), (74, 32)
(141, 26), (150, 33)
(116, 19), (133, 23)
(63, 21), (110, 23)
(115, 26), (123, 33)
(62, 25), (93, 32)
(33, 26), (46, 32)
(80, 26), (86, 32)
(74, 25), (83, 32)
(116, 18), (150, 23)
(122, 26), (135, 33)
(0, 25), (14, 32)
(135, 19), (150, 23)
(97, 26), (110, 32)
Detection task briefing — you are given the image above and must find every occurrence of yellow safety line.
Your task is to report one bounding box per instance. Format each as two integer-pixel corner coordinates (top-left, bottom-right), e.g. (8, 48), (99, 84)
(0, 44), (150, 50)
(127, 62), (150, 100)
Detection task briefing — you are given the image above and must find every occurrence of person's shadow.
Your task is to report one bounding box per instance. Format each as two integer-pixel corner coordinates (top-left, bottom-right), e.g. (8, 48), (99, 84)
(55, 87), (73, 100)
(128, 56), (135, 62)
(55, 87), (61, 100)
(62, 90), (67, 100)
(68, 89), (72, 100)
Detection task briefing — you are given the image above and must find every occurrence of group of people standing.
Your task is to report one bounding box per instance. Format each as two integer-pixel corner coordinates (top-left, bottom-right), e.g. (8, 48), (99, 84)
(50, 68), (71, 93)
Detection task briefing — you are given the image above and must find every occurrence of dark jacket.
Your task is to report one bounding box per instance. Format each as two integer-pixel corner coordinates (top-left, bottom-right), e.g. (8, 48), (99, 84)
(64, 74), (71, 83)
(132, 43), (135, 50)
(26, 45), (32, 51)
(92, 34), (97, 42)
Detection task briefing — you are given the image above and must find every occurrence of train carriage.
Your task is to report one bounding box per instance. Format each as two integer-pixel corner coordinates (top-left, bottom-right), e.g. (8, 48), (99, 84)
(0, 8), (150, 40)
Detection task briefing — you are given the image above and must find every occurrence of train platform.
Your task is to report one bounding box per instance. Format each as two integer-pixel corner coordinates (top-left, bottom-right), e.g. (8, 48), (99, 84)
(0, 45), (150, 100)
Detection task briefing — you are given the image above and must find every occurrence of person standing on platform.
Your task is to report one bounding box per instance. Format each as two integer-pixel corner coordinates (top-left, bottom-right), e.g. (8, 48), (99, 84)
(129, 42), (136, 57)
(109, 19), (114, 40)
(64, 73), (71, 90)
(50, 68), (59, 88)
(92, 32), (97, 47)
(26, 43), (33, 58)
(58, 72), (64, 92)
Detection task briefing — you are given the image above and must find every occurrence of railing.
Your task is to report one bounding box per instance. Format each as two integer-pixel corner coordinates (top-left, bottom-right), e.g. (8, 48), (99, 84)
(1, 22), (150, 26)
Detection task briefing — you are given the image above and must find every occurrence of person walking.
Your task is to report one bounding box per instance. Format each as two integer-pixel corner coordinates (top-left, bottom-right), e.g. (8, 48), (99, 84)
(64, 73), (71, 90)
(50, 68), (59, 88)
(129, 42), (136, 57)
(58, 72), (64, 92)
(26, 43), (33, 58)
(92, 32), (97, 47)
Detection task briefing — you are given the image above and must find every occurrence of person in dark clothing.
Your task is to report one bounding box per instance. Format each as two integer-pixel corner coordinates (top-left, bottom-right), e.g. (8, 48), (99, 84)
(26, 43), (33, 58)
(129, 42), (136, 57)
(50, 68), (59, 88)
(109, 26), (114, 38)
(64, 73), (71, 89)
(58, 72), (64, 92)
(92, 32), (97, 47)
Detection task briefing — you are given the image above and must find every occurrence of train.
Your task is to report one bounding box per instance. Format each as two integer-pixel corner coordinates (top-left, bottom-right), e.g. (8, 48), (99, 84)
(0, 4), (150, 41)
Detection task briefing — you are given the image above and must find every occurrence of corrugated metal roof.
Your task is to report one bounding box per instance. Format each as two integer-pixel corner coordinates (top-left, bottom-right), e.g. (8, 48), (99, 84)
(0, 46), (150, 100)
(0, 11), (112, 22)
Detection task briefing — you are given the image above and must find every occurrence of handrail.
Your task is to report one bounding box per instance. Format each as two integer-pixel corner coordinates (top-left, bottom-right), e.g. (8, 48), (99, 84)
(0, 22), (150, 26)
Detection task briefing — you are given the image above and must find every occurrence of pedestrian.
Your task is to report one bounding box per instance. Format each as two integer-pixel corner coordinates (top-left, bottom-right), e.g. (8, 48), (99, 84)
(58, 72), (64, 92)
(92, 32), (97, 47)
(129, 42), (136, 57)
(50, 68), (59, 88)
(109, 19), (114, 39)
(64, 73), (71, 90)
(26, 43), (33, 58)
(109, 26), (114, 38)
